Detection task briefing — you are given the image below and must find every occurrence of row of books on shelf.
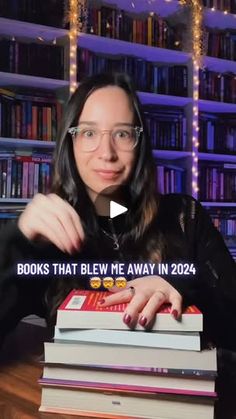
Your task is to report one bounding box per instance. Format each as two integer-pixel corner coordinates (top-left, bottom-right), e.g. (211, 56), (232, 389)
(84, 3), (236, 59)
(0, 39), (64, 80)
(1, 156), (236, 201)
(0, 0), (65, 28)
(0, 153), (52, 199)
(199, 69), (236, 104)
(2, 11), (236, 65)
(199, 162), (236, 202)
(39, 289), (216, 418)
(144, 106), (187, 150)
(0, 0), (234, 30)
(0, 88), (62, 141)
(78, 48), (188, 97)
(0, 156), (184, 199)
(203, 0), (236, 12)
(156, 164), (185, 195)
(78, 48), (236, 103)
(206, 30), (236, 62)
(199, 112), (236, 154)
(1, 86), (236, 155)
(211, 210), (236, 258)
(211, 213), (236, 236)
(85, 4), (181, 50)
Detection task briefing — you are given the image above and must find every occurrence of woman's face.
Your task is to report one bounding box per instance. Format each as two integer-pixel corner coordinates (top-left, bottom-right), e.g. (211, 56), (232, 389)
(73, 86), (137, 201)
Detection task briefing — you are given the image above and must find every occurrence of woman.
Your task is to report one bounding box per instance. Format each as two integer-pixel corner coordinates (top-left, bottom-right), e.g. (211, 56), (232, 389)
(0, 73), (235, 350)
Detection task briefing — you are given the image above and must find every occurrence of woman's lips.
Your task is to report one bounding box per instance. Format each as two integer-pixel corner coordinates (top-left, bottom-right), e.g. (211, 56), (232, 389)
(95, 170), (122, 180)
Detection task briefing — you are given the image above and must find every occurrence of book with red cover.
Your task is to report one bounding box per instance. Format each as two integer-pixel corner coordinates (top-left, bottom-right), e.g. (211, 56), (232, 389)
(56, 290), (203, 331)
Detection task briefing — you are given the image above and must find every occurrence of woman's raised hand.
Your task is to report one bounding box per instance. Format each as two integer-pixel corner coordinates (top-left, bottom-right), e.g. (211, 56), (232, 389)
(18, 193), (85, 254)
(98, 275), (183, 328)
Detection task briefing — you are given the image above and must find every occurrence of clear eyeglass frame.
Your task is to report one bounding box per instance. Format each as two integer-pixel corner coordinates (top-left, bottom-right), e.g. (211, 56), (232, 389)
(67, 125), (143, 152)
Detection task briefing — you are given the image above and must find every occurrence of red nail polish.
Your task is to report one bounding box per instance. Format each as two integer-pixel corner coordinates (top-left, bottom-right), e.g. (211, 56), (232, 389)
(172, 309), (178, 319)
(123, 314), (131, 325)
(98, 299), (105, 304)
(139, 316), (147, 327)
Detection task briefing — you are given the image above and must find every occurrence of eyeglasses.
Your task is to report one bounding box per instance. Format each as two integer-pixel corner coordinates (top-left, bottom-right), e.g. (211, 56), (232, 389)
(67, 125), (143, 152)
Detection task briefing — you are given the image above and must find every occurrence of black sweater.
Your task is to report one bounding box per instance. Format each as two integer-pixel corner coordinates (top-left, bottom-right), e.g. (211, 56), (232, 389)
(0, 193), (236, 349)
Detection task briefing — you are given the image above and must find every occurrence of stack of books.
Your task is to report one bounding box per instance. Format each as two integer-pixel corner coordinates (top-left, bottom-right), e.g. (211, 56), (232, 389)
(39, 289), (217, 418)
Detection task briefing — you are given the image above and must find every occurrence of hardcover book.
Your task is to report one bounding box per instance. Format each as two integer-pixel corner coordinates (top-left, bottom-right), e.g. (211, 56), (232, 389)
(56, 289), (203, 332)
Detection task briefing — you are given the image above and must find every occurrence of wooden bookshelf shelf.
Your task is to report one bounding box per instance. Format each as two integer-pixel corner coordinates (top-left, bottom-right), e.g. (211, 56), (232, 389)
(0, 138), (55, 149)
(138, 92), (192, 107)
(199, 99), (236, 112)
(198, 153), (236, 163)
(0, 17), (68, 40)
(203, 8), (236, 30)
(203, 56), (236, 74)
(0, 72), (69, 89)
(153, 150), (191, 160)
(78, 33), (190, 64)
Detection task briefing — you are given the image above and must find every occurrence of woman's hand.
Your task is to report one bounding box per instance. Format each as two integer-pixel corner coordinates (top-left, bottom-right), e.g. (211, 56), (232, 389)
(18, 193), (85, 254)
(98, 275), (182, 328)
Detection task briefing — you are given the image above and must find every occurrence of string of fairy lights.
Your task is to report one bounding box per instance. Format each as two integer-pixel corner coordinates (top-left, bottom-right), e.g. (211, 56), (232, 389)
(68, 0), (78, 94)
(66, 0), (233, 197)
(179, 0), (203, 196)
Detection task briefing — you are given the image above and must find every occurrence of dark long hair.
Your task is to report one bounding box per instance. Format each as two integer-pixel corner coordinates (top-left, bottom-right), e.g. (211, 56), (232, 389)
(52, 72), (159, 243)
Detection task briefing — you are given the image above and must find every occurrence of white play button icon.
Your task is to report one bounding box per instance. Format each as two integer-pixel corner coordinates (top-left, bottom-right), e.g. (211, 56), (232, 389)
(110, 201), (128, 219)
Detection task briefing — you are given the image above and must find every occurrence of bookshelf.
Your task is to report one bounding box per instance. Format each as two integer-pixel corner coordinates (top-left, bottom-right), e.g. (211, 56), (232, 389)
(0, 13), (70, 208)
(198, 3), (236, 256)
(0, 0), (235, 256)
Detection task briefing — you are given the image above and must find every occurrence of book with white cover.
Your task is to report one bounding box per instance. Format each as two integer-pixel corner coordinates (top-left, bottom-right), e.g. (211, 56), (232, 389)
(39, 385), (215, 419)
(54, 328), (201, 351)
(42, 363), (216, 395)
(44, 342), (217, 371)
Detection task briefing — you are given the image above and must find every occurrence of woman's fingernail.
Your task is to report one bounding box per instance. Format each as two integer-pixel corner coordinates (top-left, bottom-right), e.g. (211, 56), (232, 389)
(98, 299), (105, 304)
(123, 314), (131, 325)
(139, 316), (147, 327)
(171, 309), (178, 319)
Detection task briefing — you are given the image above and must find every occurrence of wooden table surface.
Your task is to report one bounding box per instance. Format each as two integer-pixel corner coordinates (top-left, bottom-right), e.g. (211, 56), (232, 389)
(0, 320), (89, 419)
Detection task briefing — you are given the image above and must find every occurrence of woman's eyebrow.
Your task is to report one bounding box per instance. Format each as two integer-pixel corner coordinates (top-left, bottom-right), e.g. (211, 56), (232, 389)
(78, 121), (133, 127)
(78, 121), (97, 125)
